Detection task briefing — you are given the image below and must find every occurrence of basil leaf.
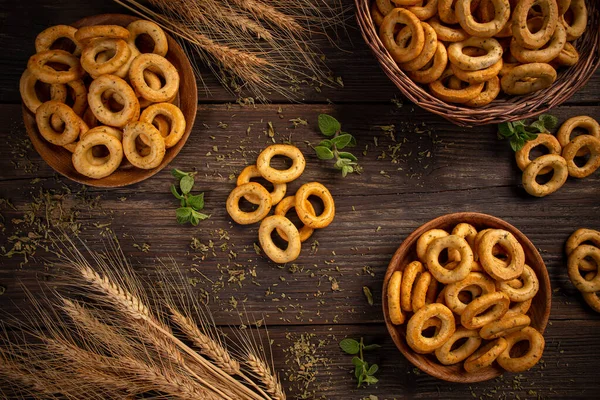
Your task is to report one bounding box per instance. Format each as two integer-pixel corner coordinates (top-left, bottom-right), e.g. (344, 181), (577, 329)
(351, 356), (364, 367)
(315, 146), (334, 160)
(539, 114), (558, 130)
(180, 175), (194, 195)
(318, 114), (341, 137)
(338, 152), (358, 161)
(340, 338), (360, 355)
(187, 193), (205, 210)
(332, 133), (353, 150)
(171, 168), (189, 180)
(176, 207), (192, 224)
(171, 184), (184, 200)
(191, 209), (210, 222)
(529, 120), (546, 133)
(318, 139), (333, 149)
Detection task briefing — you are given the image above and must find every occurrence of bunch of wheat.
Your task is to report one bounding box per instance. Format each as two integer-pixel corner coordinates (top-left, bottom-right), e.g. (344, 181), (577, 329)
(112, 0), (345, 100)
(0, 239), (285, 399)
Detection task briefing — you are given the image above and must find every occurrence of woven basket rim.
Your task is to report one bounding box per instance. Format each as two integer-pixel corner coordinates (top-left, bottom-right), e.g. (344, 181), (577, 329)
(355, 0), (600, 127)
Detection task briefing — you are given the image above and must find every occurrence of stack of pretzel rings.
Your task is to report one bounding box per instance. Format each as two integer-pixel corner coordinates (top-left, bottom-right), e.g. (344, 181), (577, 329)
(20, 20), (186, 179)
(387, 222), (546, 373)
(372, 0), (588, 106)
(566, 228), (600, 313)
(226, 144), (336, 264)
(515, 115), (600, 197)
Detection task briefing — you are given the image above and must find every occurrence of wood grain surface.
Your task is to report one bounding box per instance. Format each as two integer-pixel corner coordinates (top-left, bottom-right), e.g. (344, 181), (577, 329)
(1, 0), (600, 399)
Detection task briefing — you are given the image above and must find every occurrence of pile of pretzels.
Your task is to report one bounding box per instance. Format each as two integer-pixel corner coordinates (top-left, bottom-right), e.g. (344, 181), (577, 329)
(20, 20), (185, 179)
(387, 222), (545, 373)
(566, 228), (600, 313)
(372, 0), (587, 107)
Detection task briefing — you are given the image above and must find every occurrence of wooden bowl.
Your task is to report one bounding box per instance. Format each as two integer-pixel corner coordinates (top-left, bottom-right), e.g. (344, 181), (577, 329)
(382, 212), (551, 383)
(22, 14), (198, 187)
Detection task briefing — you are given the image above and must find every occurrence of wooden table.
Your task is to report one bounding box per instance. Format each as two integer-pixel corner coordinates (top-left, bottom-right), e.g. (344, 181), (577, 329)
(1, 1), (599, 399)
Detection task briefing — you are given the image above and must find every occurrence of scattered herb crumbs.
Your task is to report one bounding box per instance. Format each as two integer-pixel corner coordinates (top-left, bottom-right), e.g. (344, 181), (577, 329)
(132, 242), (150, 253)
(217, 121), (228, 129)
(284, 333), (329, 399)
(289, 117), (308, 128)
(363, 286), (374, 306)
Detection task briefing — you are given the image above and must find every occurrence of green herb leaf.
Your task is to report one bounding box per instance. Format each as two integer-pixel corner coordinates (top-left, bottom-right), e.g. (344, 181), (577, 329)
(171, 168), (189, 180)
(176, 207), (192, 224)
(539, 114), (558, 130)
(315, 146), (334, 160)
(529, 120), (546, 133)
(187, 193), (205, 210)
(338, 152), (358, 162)
(346, 133), (357, 147)
(497, 122), (514, 139)
(171, 184), (184, 200)
(363, 344), (382, 351)
(332, 133), (353, 150)
(367, 364), (379, 375)
(364, 375), (378, 384)
(363, 286), (374, 306)
(499, 114), (558, 152)
(180, 175), (194, 195)
(189, 209), (210, 226)
(340, 339), (360, 355)
(341, 165), (350, 177)
(318, 114), (341, 136)
(318, 139), (333, 149)
(352, 356), (364, 367)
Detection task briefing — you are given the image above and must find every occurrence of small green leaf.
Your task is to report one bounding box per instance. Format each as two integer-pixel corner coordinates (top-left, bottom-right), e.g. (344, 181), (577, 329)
(191, 209), (210, 223)
(363, 286), (374, 306)
(318, 139), (333, 149)
(351, 356), (364, 367)
(318, 114), (341, 137)
(341, 165), (350, 177)
(363, 343), (382, 351)
(340, 338), (360, 355)
(364, 375), (378, 384)
(171, 184), (184, 200)
(346, 133), (357, 147)
(497, 122), (514, 138)
(510, 137), (525, 152)
(539, 114), (558, 130)
(315, 146), (334, 160)
(187, 193), (205, 210)
(171, 168), (189, 180)
(338, 152), (358, 162)
(367, 364), (379, 375)
(176, 207), (192, 224)
(529, 120), (546, 133)
(180, 175), (194, 195)
(332, 133), (353, 150)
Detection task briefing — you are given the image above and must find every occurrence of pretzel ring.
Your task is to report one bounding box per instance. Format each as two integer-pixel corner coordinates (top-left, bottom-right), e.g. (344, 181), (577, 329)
(510, 24), (566, 64)
(566, 229), (600, 271)
(138, 70), (162, 108)
(562, 0), (587, 41)
(238, 165), (286, 206)
(568, 245), (600, 293)
(456, 0), (510, 37)
(375, 0), (394, 15)
(400, 261), (425, 312)
(464, 76), (501, 107)
(551, 42), (579, 68)
(438, 0), (460, 24)
(461, 291), (510, 329)
(387, 270), (406, 325)
(129, 53), (180, 103)
(122, 121), (165, 169)
(139, 103), (185, 148)
(274, 195), (316, 243)
(502, 63), (557, 95)
(127, 20), (168, 56)
(74, 25), (130, 43)
(452, 223), (478, 248)
(506, 297), (533, 318)
(226, 182), (272, 225)
(408, 0), (439, 20)
(295, 182), (335, 229)
(497, 327), (545, 372)
(409, 42), (448, 84)
(35, 25), (82, 56)
(35, 101), (83, 146)
(512, 0), (559, 49)
(582, 271), (600, 312)
(88, 74), (140, 127)
(429, 69), (484, 104)
(428, 17), (469, 42)
(522, 154), (568, 197)
(256, 144), (306, 184)
(80, 126), (122, 166)
(562, 136), (600, 178)
(478, 229), (525, 281)
(448, 37), (503, 71)
(426, 235), (474, 284)
(20, 69), (67, 114)
(445, 272), (496, 315)
(480, 313), (531, 340)
(258, 215), (301, 264)
(406, 303), (456, 354)
(464, 337), (508, 373)
(557, 0), (571, 15)
(81, 38), (131, 76)
(434, 326), (481, 365)
(412, 271), (439, 312)
(515, 133), (562, 173)
(450, 58), (503, 84)
(27, 50), (84, 84)
(72, 127), (123, 179)
(497, 264), (539, 302)
(380, 8), (425, 63)
(399, 23), (438, 72)
(371, 1), (386, 27)
(416, 229), (449, 262)
(557, 116), (600, 156)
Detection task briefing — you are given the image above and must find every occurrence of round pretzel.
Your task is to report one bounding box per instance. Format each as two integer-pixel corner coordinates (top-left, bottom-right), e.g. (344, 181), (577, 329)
(522, 154), (568, 197)
(497, 264), (539, 302)
(456, 0), (510, 38)
(582, 274), (600, 313)
(566, 228), (600, 271)
(139, 102), (186, 148)
(409, 42), (448, 84)
(256, 144), (306, 184)
(444, 272), (496, 315)
(35, 25), (82, 56)
(428, 17), (469, 42)
(258, 215), (301, 264)
(294, 182), (335, 229)
(556, 116), (600, 156)
(27, 49), (84, 84)
(406, 303), (456, 354)
(138, 70), (163, 108)
(501, 62), (557, 95)
(226, 182), (273, 225)
(434, 326), (481, 365)
(557, 0), (571, 15)
(127, 20), (168, 56)
(122, 121), (165, 169)
(401, 261), (425, 312)
(274, 195), (316, 243)
(399, 23), (438, 72)
(74, 25), (130, 43)
(478, 229), (524, 281)
(568, 245), (600, 293)
(429, 69), (484, 104)
(512, 0), (559, 49)
(506, 298), (533, 318)
(450, 58), (503, 84)
(88, 74), (140, 128)
(379, 8), (425, 63)
(411, 271), (439, 312)
(562, 135), (600, 178)
(80, 126), (122, 166)
(388, 270), (406, 325)
(408, 0), (439, 20)
(129, 53), (180, 103)
(238, 165), (287, 206)
(371, 1), (386, 27)
(562, 0), (587, 41)
(35, 101), (83, 146)
(72, 127), (124, 179)
(449, 223), (478, 260)
(438, 0), (459, 24)
(461, 291), (510, 329)
(81, 38), (131, 77)
(510, 24), (566, 64)
(497, 327), (545, 372)
(464, 76), (501, 107)
(515, 133), (562, 173)
(448, 37), (503, 71)
(464, 337), (508, 373)
(426, 235), (474, 284)
(20, 69), (67, 114)
(480, 313), (531, 340)
(416, 228), (449, 263)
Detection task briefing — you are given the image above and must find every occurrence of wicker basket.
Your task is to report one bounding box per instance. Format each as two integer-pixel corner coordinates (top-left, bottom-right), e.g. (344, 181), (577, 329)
(356, 0), (600, 127)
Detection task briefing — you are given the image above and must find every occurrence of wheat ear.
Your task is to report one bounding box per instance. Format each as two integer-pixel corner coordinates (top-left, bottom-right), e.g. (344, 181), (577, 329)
(228, 0), (303, 33)
(246, 353), (286, 400)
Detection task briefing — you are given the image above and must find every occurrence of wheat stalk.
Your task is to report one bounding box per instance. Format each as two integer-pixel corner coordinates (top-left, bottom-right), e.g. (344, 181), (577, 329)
(227, 0), (303, 33)
(246, 353), (286, 400)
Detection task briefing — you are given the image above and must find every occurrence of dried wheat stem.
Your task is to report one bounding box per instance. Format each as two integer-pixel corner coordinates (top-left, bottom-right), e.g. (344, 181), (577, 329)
(228, 0), (303, 33)
(246, 353), (286, 400)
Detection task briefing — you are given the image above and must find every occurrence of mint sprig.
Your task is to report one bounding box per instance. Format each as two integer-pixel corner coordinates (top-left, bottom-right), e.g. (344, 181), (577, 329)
(340, 337), (381, 388)
(498, 114), (559, 152)
(314, 114), (361, 177)
(171, 169), (210, 226)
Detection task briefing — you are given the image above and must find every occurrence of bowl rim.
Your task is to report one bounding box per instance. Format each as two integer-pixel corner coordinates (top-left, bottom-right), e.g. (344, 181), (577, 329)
(381, 212), (552, 383)
(23, 13), (198, 188)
